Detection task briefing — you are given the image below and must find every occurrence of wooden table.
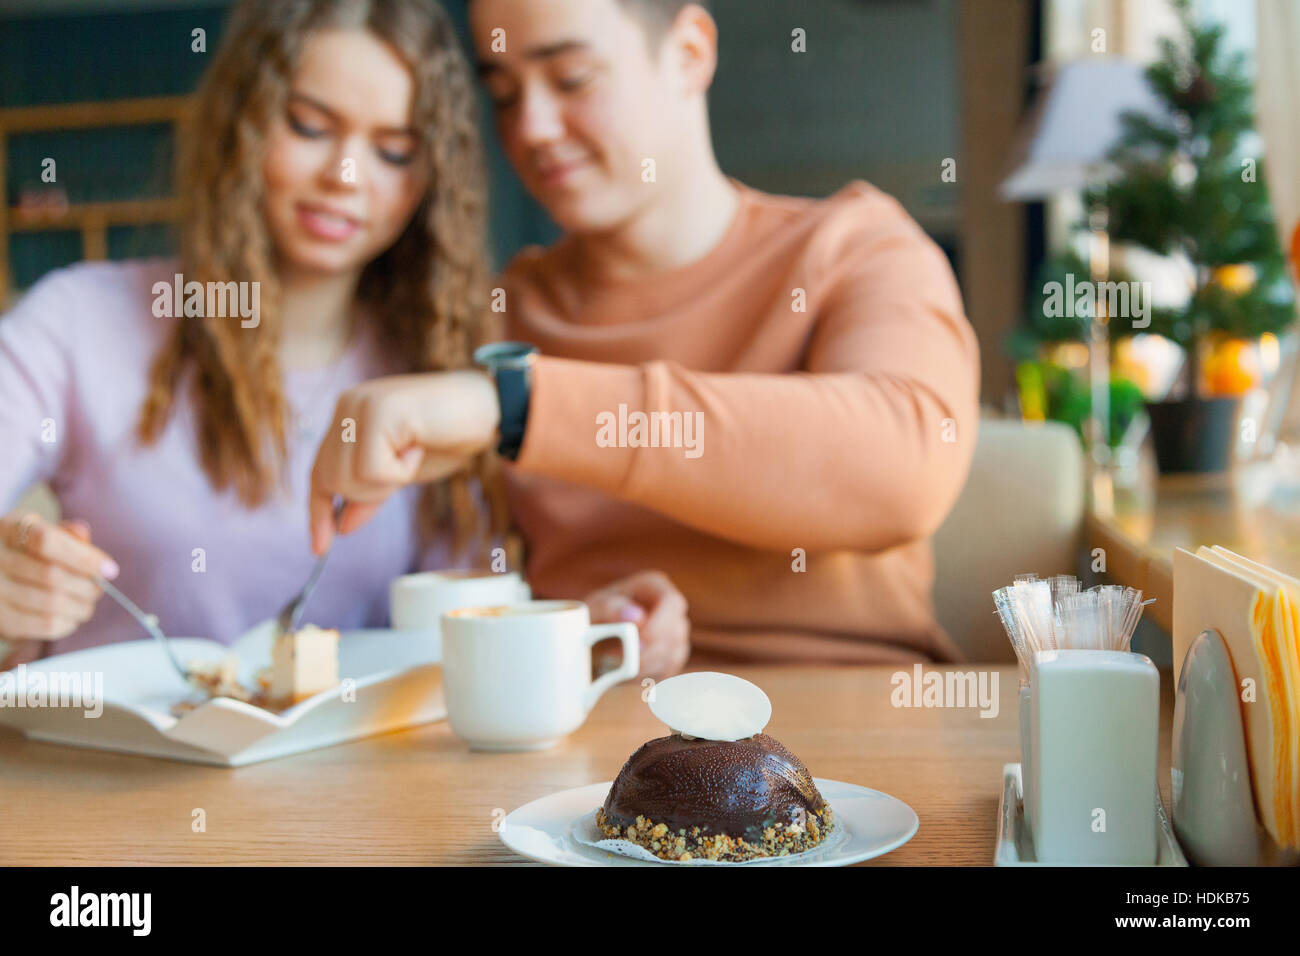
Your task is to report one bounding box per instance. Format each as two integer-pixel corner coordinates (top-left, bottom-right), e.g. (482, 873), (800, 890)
(0, 664), (1179, 865)
(1087, 458), (1300, 632)
(0, 664), (1060, 866)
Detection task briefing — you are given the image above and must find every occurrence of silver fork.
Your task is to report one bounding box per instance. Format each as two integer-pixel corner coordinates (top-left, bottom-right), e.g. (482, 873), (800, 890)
(275, 498), (347, 637)
(96, 576), (196, 687)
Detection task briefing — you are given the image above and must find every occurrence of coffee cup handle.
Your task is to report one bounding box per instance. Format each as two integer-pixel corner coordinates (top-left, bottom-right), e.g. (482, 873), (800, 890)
(583, 622), (639, 713)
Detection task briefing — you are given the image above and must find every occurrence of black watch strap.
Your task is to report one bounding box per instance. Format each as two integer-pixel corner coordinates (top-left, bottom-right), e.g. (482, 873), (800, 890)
(474, 342), (538, 461)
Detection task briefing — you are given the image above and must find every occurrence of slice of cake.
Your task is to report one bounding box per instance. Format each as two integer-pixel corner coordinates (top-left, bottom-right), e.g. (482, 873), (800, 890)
(269, 625), (339, 706)
(596, 732), (834, 862)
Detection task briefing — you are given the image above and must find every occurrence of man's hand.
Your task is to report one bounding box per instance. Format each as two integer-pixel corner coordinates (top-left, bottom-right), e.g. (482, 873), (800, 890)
(0, 512), (115, 641)
(585, 571), (690, 679)
(309, 371), (501, 554)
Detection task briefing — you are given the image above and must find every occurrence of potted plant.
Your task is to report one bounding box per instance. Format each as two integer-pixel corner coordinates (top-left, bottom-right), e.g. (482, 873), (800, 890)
(1089, 0), (1295, 473)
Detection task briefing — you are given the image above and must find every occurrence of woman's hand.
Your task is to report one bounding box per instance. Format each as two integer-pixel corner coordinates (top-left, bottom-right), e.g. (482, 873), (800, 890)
(0, 511), (116, 641)
(309, 371), (501, 553)
(585, 571), (691, 679)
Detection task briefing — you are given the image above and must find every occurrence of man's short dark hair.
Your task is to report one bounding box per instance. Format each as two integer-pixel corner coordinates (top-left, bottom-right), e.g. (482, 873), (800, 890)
(618, 0), (709, 42)
(467, 1), (711, 48)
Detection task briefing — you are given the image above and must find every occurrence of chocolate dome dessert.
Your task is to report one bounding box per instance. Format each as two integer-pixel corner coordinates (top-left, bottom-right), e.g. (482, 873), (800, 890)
(596, 733), (834, 861)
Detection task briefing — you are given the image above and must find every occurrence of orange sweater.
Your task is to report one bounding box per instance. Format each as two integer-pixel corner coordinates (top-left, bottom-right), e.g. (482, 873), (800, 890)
(501, 181), (980, 664)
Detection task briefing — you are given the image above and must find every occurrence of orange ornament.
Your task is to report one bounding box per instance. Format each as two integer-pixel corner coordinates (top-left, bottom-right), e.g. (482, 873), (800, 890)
(1202, 337), (1262, 397)
(1291, 220), (1300, 280)
(1211, 263), (1256, 294)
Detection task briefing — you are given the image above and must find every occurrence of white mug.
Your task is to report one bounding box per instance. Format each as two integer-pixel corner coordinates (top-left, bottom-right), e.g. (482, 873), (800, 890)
(440, 600), (639, 752)
(390, 570), (528, 657)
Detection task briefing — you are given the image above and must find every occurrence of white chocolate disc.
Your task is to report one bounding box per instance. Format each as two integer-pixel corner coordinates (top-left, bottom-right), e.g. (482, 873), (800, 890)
(649, 672), (772, 741)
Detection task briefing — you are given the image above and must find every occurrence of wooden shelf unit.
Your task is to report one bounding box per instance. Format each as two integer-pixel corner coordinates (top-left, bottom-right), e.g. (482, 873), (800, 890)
(0, 95), (194, 304)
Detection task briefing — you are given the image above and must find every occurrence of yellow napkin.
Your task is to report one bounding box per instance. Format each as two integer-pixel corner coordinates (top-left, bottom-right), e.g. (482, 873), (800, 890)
(1173, 546), (1300, 848)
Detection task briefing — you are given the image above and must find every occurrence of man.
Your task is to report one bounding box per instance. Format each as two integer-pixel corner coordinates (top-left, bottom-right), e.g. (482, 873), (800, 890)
(310, 0), (980, 675)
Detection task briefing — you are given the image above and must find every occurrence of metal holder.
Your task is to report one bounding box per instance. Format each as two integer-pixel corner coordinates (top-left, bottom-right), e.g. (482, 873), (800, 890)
(1172, 629), (1300, 866)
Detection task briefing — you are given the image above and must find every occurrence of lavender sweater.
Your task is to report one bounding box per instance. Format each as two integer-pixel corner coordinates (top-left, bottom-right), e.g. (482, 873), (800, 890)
(0, 259), (437, 653)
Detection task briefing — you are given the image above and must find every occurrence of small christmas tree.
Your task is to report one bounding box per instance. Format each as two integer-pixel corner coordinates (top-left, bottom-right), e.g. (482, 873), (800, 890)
(1091, 0), (1293, 359)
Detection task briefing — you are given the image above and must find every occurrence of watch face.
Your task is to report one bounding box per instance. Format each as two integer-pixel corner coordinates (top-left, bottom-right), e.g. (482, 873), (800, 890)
(474, 342), (538, 370)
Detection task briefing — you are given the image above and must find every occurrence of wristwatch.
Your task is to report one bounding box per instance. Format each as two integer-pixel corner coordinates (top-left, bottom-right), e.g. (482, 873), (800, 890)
(473, 342), (539, 461)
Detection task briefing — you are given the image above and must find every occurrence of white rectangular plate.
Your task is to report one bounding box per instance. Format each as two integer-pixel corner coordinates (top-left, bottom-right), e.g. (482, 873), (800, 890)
(0, 623), (444, 766)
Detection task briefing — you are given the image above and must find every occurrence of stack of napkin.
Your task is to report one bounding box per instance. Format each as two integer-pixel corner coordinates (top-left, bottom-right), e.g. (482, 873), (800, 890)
(1174, 546), (1300, 849)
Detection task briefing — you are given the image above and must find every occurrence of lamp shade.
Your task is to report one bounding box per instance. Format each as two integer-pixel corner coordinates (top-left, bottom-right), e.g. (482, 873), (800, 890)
(1000, 59), (1167, 201)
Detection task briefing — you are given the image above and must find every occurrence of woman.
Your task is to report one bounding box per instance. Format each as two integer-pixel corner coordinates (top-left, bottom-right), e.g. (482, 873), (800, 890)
(0, 0), (500, 662)
(4, 0), (663, 672)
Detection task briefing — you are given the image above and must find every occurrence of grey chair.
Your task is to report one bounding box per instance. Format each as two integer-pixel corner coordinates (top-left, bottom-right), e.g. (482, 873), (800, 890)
(932, 418), (1086, 661)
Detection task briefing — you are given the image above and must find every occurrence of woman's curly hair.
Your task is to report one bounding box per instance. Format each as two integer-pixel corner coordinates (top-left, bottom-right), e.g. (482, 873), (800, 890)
(138, 0), (512, 564)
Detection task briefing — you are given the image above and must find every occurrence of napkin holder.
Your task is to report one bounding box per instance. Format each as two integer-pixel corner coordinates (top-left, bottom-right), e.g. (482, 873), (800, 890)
(1171, 628), (1300, 866)
(1027, 649), (1160, 864)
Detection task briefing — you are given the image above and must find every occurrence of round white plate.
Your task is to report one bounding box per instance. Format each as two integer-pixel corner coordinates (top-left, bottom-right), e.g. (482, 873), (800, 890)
(499, 778), (918, 867)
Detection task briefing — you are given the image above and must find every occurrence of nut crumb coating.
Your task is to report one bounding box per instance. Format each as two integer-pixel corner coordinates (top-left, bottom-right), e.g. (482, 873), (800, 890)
(596, 805), (834, 862)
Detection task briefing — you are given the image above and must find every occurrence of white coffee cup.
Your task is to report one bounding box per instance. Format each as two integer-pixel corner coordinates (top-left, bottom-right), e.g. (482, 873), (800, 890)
(390, 570), (529, 658)
(440, 600), (640, 752)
